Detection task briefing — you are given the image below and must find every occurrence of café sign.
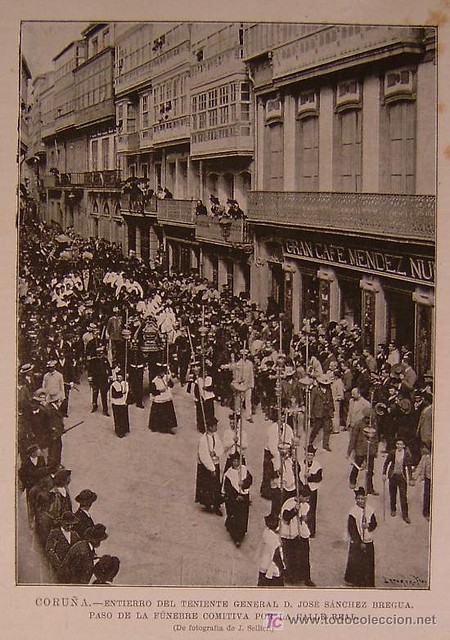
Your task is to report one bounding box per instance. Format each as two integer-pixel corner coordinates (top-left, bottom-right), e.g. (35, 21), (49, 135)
(283, 239), (434, 284)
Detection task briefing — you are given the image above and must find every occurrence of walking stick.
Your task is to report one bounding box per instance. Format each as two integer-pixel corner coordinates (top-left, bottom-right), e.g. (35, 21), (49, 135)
(382, 477), (386, 522)
(238, 410), (243, 489)
(275, 354), (288, 529)
(61, 420), (85, 436)
(197, 323), (210, 433)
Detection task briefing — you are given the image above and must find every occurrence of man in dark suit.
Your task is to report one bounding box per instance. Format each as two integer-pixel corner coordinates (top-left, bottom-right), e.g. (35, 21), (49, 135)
(87, 345), (112, 415)
(347, 406), (379, 495)
(48, 468), (72, 524)
(61, 524), (108, 584)
(309, 375), (334, 451)
(74, 489), (98, 539)
(382, 438), (414, 523)
(45, 511), (80, 582)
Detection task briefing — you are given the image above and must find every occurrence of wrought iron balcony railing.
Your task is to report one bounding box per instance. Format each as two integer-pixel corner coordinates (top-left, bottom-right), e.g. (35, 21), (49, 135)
(195, 216), (252, 246)
(247, 191), (435, 242)
(121, 193), (157, 215)
(156, 199), (196, 225)
(84, 170), (122, 188)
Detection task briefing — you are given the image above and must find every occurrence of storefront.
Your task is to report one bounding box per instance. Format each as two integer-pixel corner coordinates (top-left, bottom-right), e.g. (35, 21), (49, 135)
(255, 228), (434, 376)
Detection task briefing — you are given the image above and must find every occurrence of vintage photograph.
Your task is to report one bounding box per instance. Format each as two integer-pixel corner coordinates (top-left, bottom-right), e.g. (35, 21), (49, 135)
(17, 20), (435, 589)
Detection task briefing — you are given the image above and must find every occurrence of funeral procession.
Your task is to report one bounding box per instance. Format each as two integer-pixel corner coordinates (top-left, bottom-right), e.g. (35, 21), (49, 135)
(17, 21), (435, 588)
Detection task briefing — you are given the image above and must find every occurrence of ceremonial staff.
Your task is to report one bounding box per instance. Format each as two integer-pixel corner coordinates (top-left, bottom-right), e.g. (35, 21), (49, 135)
(187, 325), (208, 433)
(122, 309), (131, 383)
(275, 353), (288, 527)
(237, 410), (243, 489)
(362, 393), (377, 541)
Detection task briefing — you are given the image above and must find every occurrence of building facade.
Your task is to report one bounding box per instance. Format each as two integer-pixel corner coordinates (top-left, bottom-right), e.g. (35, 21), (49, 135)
(243, 24), (435, 376)
(29, 22), (436, 374)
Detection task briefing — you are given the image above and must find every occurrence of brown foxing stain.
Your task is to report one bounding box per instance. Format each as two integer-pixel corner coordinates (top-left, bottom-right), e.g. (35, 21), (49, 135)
(438, 102), (447, 114)
(444, 145), (450, 161)
(426, 9), (449, 26)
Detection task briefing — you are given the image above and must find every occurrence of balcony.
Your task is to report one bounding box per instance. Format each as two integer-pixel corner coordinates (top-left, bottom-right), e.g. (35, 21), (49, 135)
(75, 98), (115, 128)
(59, 172), (85, 186)
(191, 124), (253, 159)
(139, 127), (153, 149)
(156, 199), (196, 226)
(42, 171), (122, 189)
(116, 131), (140, 154)
(84, 170), (122, 188)
(247, 191), (435, 242)
(195, 217), (252, 247)
(121, 193), (157, 216)
(190, 47), (245, 89)
(153, 115), (191, 146)
(55, 111), (76, 132)
(151, 27), (191, 79)
(115, 58), (153, 95)
(272, 26), (425, 82)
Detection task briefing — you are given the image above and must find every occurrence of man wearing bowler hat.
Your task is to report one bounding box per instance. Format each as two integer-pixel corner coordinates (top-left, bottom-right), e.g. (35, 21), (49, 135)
(45, 511), (80, 582)
(61, 523), (108, 584)
(74, 489), (98, 539)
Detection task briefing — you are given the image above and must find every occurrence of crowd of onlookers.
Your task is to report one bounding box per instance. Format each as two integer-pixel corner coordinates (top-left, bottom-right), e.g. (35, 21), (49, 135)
(17, 218), (433, 584)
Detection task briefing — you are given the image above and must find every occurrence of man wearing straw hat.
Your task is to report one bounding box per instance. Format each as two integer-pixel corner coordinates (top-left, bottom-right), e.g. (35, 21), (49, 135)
(229, 347), (255, 423)
(309, 374), (334, 452)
